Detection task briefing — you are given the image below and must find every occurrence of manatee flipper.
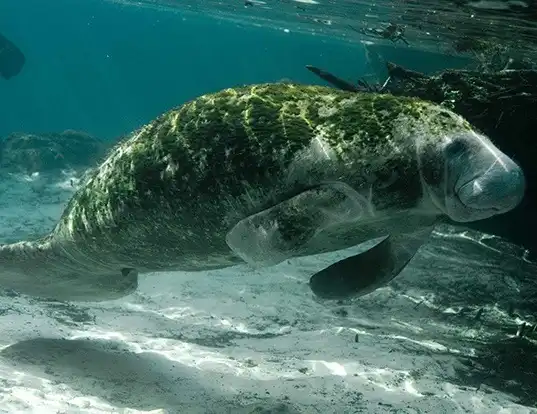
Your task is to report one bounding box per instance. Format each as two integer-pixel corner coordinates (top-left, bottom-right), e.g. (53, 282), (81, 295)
(309, 226), (433, 299)
(226, 182), (372, 268)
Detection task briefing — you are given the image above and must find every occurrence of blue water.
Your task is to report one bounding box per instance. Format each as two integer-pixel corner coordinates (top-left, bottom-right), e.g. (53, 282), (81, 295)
(0, 0), (372, 140)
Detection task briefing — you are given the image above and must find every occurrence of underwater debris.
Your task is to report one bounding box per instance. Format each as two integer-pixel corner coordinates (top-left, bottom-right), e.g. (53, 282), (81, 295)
(456, 336), (537, 407)
(349, 23), (409, 45)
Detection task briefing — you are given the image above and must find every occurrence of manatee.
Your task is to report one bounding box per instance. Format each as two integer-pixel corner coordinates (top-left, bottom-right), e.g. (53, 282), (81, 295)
(0, 83), (526, 302)
(0, 32), (25, 80)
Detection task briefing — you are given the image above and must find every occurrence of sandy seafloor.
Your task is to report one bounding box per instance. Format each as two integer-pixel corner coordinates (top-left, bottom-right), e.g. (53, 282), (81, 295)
(0, 169), (536, 414)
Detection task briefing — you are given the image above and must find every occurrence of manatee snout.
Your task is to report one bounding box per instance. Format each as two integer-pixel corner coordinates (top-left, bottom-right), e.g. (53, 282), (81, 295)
(456, 153), (525, 212)
(447, 133), (526, 222)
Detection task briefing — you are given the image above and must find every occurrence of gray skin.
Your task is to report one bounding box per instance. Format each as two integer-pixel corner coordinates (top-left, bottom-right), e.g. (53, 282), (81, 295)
(0, 84), (526, 302)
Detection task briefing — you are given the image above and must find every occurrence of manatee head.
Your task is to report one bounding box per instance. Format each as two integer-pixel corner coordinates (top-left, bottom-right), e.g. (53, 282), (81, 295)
(412, 107), (525, 223)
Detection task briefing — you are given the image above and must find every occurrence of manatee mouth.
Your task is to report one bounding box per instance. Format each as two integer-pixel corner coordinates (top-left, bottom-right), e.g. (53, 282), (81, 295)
(455, 175), (496, 210)
(437, 131), (525, 223)
(453, 164), (525, 220)
(456, 178), (501, 211)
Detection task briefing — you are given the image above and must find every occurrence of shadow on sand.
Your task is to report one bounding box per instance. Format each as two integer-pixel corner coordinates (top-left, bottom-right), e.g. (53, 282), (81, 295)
(454, 337), (537, 407)
(0, 337), (298, 413)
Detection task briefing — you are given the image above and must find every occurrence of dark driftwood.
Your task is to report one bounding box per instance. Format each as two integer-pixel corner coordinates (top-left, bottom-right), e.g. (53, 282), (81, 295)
(306, 63), (537, 259)
(305, 65), (362, 92)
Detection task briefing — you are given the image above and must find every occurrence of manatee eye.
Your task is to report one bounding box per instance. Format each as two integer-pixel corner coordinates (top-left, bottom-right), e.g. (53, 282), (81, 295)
(444, 139), (467, 158)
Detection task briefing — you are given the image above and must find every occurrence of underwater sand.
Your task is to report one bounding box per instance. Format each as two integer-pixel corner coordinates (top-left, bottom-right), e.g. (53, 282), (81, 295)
(0, 170), (536, 413)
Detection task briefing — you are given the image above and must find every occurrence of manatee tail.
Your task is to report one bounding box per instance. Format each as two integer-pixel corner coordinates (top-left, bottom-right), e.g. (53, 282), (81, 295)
(0, 240), (54, 296)
(0, 240), (137, 302)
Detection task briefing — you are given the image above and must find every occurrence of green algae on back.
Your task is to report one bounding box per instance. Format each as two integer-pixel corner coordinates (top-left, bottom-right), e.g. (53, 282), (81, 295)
(49, 83), (475, 271)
